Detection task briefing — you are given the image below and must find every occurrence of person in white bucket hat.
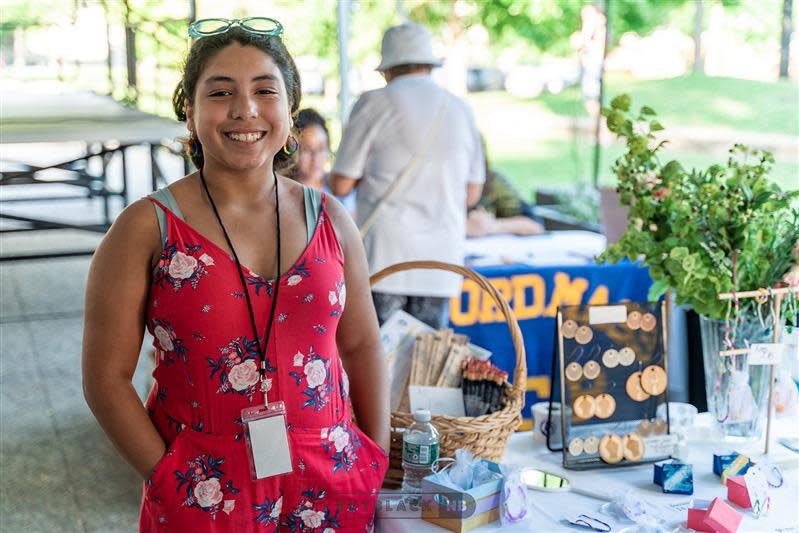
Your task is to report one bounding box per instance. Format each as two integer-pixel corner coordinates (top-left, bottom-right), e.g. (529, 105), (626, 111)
(375, 22), (443, 71)
(330, 22), (485, 329)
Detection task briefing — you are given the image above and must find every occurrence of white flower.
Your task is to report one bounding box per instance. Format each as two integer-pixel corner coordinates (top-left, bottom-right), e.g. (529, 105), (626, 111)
(304, 359), (327, 389)
(193, 478), (223, 508)
(293, 351), (305, 367)
(329, 290), (338, 306)
(287, 274), (302, 286)
(228, 360), (259, 391)
(300, 509), (325, 529)
(153, 325), (174, 352)
(329, 426), (350, 452)
(223, 499), (236, 515)
(634, 218), (644, 231)
(633, 121), (651, 137)
(168, 251), (198, 279)
(338, 284), (346, 309)
(642, 171), (662, 190)
(649, 223), (658, 232)
(271, 495), (282, 518)
(199, 253), (215, 266)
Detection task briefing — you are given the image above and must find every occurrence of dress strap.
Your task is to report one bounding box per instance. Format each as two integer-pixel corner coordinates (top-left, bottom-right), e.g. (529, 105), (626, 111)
(303, 185), (322, 244)
(148, 187), (184, 246)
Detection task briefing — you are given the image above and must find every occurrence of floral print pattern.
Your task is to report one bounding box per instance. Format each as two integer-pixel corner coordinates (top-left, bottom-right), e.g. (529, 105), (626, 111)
(281, 488), (340, 532)
(174, 454), (239, 519)
(140, 194), (387, 532)
(208, 336), (273, 401)
(289, 347), (334, 412)
(321, 422), (363, 474)
(153, 242), (212, 291)
(152, 319), (188, 365)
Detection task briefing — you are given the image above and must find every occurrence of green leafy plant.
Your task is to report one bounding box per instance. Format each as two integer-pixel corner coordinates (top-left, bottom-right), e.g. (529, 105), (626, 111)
(599, 94), (799, 321)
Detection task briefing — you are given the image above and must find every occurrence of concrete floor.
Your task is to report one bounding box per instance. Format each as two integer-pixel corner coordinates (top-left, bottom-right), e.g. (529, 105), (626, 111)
(0, 228), (158, 532)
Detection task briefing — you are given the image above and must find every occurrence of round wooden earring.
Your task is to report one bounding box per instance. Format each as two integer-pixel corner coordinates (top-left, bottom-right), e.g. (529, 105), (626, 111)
(565, 362), (583, 382)
(626, 372), (651, 402)
(583, 436), (600, 454)
(637, 420), (653, 437)
(640, 365), (668, 396)
(582, 360), (601, 380)
(622, 433), (645, 462)
(640, 313), (657, 332)
(568, 437), (584, 456)
(652, 418), (668, 435)
(573, 394), (596, 420)
(594, 393), (616, 419)
(599, 434), (624, 464)
(575, 326), (593, 345)
(602, 348), (619, 368)
(618, 347), (636, 366)
(562, 319), (578, 339)
(626, 311), (642, 330)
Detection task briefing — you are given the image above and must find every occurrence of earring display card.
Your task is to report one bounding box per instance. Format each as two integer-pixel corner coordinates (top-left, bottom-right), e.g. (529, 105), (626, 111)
(557, 301), (671, 470)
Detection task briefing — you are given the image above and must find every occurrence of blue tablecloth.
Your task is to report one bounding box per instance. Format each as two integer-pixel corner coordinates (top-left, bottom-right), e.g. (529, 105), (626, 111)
(448, 261), (652, 427)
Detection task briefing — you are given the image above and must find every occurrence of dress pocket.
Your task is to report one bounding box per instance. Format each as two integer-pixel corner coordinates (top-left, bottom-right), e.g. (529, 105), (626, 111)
(145, 429), (190, 503)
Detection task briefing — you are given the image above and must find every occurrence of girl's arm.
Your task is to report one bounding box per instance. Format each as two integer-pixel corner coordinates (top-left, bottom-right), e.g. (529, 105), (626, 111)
(82, 198), (167, 479)
(326, 196), (390, 451)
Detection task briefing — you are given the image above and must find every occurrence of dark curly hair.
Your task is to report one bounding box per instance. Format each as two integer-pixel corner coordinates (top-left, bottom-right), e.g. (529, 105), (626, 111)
(172, 27), (302, 171)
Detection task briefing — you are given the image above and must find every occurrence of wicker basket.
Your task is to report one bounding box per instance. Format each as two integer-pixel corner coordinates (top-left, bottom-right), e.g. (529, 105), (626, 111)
(370, 260), (526, 487)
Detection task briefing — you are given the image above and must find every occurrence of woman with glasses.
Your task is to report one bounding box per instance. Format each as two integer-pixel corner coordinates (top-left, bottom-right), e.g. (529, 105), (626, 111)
(82, 18), (389, 532)
(293, 108), (356, 215)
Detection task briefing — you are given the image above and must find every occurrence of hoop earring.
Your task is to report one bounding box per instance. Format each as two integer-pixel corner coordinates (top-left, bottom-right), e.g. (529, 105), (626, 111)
(189, 132), (203, 157)
(282, 135), (299, 155)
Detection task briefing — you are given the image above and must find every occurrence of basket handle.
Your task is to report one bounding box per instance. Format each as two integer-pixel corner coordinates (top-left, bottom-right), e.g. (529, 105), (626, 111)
(370, 260), (527, 399)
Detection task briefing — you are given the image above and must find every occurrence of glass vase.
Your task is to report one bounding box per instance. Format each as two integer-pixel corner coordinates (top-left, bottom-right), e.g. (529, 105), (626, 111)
(699, 313), (775, 441)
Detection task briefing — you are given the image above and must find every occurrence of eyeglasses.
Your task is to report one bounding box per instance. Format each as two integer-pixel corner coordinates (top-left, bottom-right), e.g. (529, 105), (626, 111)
(188, 17), (283, 39)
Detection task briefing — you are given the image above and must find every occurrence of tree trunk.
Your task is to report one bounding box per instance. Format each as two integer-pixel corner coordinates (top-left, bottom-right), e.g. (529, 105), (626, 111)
(779, 0), (793, 78)
(693, 0), (704, 74)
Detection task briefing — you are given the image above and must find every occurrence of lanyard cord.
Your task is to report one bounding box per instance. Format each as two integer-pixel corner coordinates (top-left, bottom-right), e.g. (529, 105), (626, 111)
(199, 168), (281, 402)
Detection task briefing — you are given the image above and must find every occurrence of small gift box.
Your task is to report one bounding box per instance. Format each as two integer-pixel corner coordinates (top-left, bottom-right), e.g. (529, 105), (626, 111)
(653, 461), (693, 495)
(687, 498), (742, 533)
(421, 460), (503, 533)
(726, 476), (751, 508)
(713, 452), (751, 480)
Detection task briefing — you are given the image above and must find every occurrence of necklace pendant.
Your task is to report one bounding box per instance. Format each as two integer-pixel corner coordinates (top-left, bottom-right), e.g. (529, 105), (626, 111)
(260, 378), (273, 393)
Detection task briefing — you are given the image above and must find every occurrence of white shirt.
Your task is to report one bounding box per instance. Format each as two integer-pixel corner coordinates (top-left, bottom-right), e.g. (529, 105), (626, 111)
(333, 74), (485, 297)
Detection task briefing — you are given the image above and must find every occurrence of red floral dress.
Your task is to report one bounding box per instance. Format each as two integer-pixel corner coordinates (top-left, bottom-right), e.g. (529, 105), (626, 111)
(140, 194), (388, 532)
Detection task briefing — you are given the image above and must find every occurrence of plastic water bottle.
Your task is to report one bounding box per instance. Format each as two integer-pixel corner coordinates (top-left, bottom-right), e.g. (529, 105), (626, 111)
(402, 409), (440, 504)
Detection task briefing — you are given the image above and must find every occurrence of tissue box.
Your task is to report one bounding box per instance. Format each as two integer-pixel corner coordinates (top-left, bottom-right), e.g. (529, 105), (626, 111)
(653, 461), (693, 495)
(421, 460), (503, 533)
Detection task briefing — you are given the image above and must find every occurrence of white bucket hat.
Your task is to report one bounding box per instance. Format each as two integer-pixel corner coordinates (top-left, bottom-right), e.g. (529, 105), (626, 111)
(376, 22), (442, 72)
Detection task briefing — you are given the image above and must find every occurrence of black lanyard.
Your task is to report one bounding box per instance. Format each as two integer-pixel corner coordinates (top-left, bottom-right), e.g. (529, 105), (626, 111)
(200, 168), (281, 398)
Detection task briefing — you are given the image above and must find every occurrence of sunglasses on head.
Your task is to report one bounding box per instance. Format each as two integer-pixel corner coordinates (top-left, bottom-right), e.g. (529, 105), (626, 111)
(188, 17), (283, 39)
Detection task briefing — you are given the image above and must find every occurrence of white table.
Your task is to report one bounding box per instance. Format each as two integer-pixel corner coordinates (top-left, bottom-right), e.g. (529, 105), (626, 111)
(376, 414), (799, 532)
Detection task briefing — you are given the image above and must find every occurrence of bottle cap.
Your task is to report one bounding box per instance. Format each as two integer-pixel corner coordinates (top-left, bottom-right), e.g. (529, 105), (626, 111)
(413, 409), (431, 422)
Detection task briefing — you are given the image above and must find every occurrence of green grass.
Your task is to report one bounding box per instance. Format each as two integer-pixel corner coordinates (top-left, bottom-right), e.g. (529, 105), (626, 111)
(536, 73), (799, 136)
(465, 74), (799, 201)
(490, 138), (799, 205)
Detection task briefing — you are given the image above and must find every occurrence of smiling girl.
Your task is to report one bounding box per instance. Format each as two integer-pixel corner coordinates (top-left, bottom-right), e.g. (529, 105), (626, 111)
(82, 19), (388, 531)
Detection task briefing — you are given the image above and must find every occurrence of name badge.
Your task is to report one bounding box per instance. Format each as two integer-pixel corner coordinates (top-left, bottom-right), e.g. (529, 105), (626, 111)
(241, 401), (293, 480)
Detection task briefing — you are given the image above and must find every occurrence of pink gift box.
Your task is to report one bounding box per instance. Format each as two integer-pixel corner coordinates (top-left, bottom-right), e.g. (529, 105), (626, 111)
(726, 476), (752, 509)
(703, 498), (742, 533)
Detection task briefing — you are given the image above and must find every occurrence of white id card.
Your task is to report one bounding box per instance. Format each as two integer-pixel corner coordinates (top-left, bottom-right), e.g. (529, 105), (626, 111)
(241, 401), (293, 480)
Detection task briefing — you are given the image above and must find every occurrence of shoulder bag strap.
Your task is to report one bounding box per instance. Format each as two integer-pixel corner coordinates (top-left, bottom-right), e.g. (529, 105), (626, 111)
(358, 94), (450, 239)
